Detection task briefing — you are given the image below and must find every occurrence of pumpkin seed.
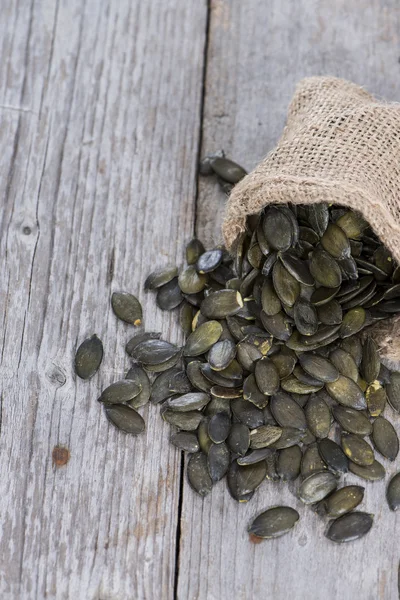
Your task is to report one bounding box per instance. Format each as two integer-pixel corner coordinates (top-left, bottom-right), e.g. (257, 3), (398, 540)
(299, 353), (339, 383)
(311, 286), (340, 306)
(305, 395), (331, 438)
(279, 250), (314, 286)
(227, 423), (250, 456)
(105, 404), (145, 434)
(250, 425), (283, 449)
(187, 453), (213, 496)
(243, 373), (269, 409)
(326, 375), (367, 410)
(254, 357), (280, 396)
(262, 207), (294, 252)
(372, 416), (399, 461)
(318, 438), (349, 473)
(196, 249), (223, 274)
(162, 410), (203, 430)
(261, 279), (281, 316)
(281, 376), (323, 394)
(156, 277), (183, 310)
(232, 398), (264, 428)
(111, 292), (142, 326)
(209, 156), (247, 183)
(178, 266), (207, 294)
(306, 204), (329, 236)
(366, 382), (386, 417)
(310, 249), (342, 288)
(75, 334), (103, 379)
(207, 442), (230, 482)
(386, 472), (400, 511)
(333, 406), (372, 436)
(321, 223), (350, 259)
(125, 364), (151, 408)
(99, 380), (142, 405)
(166, 392), (210, 412)
(125, 331), (162, 356)
(387, 372), (400, 413)
(329, 348), (358, 382)
(237, 448), (273, 466)
(235, 342), (261, 372)
(261, 311), (292, 341)
(336, 211), (368, 239)
(170, 431), (200, 453)
(339, 307), (366, 338)
(230, 460), (267, 498)
(272, 427), (306, 449)
(208, 339), (236, 371)
(317, 300), (343, 326)
(270, 392), (307, 430)
(341, 433), (374, 466)
(340, 337), (363, 366)
(272, 261), (301, 307)
(349, 459), (385, 481)
(301, 443), (328, 477)
(186, 238), (205, 264)
(293, 298), (318, 336)
(207, 412), (231, 444)
(270, 347), (296, 378)
(298, 471), (337, 504)
(360, 336), (380, 383)
(131, 339), (180, 367)
(325, 512), (373, 543)
(248, 506), (299, 539)
(321, 485), (365, 518)
(205, 397), (231, 418)
(197, 418), (212, 453)
(277, 445), (302, 481)
(184, 321), (223, 356)
(186, 361), (213, 392)
(201, 290), (243, 319)
(144, 266), (178, 290)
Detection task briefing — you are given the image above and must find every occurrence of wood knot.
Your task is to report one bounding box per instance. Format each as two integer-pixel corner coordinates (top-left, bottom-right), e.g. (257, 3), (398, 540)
(52, 446), (70, 467)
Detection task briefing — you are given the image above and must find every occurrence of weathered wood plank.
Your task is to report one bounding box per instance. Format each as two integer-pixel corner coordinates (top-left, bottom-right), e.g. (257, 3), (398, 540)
(0, 0), (207, 598)
(178, 1), (400, 599)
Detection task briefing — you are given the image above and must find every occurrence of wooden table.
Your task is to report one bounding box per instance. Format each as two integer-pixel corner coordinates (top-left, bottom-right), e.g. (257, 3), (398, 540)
(2, 1), (400, 598)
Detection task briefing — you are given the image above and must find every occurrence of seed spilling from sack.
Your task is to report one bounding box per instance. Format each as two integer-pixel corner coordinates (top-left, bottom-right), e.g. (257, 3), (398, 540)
(75, 156), (400, 544)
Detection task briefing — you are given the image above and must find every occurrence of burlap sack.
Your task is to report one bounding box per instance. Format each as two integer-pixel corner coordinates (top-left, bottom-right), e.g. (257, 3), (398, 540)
(223, 76), (400, 363)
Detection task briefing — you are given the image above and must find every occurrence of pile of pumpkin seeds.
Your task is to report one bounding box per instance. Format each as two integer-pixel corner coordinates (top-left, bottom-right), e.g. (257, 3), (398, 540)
(75, 154), (400, 544)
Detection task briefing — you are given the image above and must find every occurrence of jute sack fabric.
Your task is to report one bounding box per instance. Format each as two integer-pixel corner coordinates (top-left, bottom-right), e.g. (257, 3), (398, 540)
(223, 76), (400, 362)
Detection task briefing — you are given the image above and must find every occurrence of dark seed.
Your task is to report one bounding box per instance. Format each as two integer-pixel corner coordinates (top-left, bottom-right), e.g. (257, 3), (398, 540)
(162, 410), (203, 430)
(262, 207), (293, 252)
(321, 485), (365, 518)
(336, 211), (368, 239)
(317, 300), (343, 325)
(386, 471), (400, 511)
(360, 336), (380, 384)
(298, 471), (337, 504)
(329, 349), (358, 382)
(208, 339), (236, 371)
(243, 373), (269, 409)
(99, 380), (142, 405)
(231, 399), (264, 428)
(305, 395), (331, 438)
(311, 286), (340, 306)
(306, 203), (329, 236)
(261, 280), (281, 316)
(132, 339), (181, 366)
(186, 239), (205, 264)
(196, 249), (223, 274)
(234, 461), (268, 496)
(310, 249), (342, 288)
(237, 448), (273, 466)
(255, 357), (280, 396)
(105, 405), (145, 434)
(349, 459), (385, 481)
(333, 406), (372, 436)
(170, 431), (200, 453)
(125, 364), (151, 408)
(208, 412), (231, 443)
(318, 438), (349, 473)
(111, 292), (142, 326)
(201, 290), (243, 319)
(178, 266), (207, 294)
(184, 321), (223, 357)
(279, 250), (314, 286)
(272, 261), (300, 307)
(366, 382), (386, 417)
(301, 443), (328, 478)
(209, 156), (247, 184)
(75, 334), (103, 379)
(144, 266), (178, 290)
(261, 311), (292, 341)
(250, 425), (283, 449)
(187, 453), (213, 496)
(372, 416), (399, 461)
(320, 223), (350, 259)
(277, 445), (302, 481)
(227, 423), (250, 456)
(341, 433), (374, 466)
(166, 392), (210, 412)
(387, 372), (400, 413)
(272, 427), (306, 449)
(126, 331), (161, 356)
(299, 353), (339, 383)
(156, 277), (183, 310)
(293, 298), (318, 336)
(207, 442), (230, 482)
(325, 512), (373, 543)
(248, 506), (299, 539)
(270, 392), (307, 430)
(326, 375), (367, 410)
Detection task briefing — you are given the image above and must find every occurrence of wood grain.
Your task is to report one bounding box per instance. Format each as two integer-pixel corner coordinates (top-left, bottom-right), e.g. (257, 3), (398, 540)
(0, 0), (207, 598)
(178, 1), (400, 599)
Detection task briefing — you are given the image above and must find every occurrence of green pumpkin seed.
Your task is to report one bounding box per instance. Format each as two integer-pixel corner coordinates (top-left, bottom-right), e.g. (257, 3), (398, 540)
(208, 339), (236, 371)
(299, 225), (319, 244)
(272, 427), (306, 449)
(293, 298), (318, 336)
(270, 392), (307, 430)
(186, 238), (205, 264)
(210, 386), (241, 400)
(162, 410), (203, 430)
(196, 249), (223, 274)
(186, 361), (213, 392)
(355, 257), (388, 281)
(383, 283), (400, 300)
(187, 453), (213, 496)
(99, 380), (142, 405)
(320, 223), (350, 259)
(298, 471), (337, 504)
(272, 261), (300, 307)
(261, 311), (292, 341)
(170, 431), (200, 453)
(144, 352), (181, 373)
(387, 372), (400, 413)
(201, 290), (243, 319)
(261, 252), (278, 277)
(125, 331), (161, 356)
(111, 292), (142, 326)
(156, 277), (183, 310)
(166, 392), (210, 412)
(366, 382), (386, 417)
(262, 207), (294, 252)
(386, 471), (400, 511)
(270, 347), (296, 378)
(131, 339), (181, 366)
(326, 375), (367, 410)
(243, 373), (269, 409)
(301, 443), (328, 477)
(178, 266), (207, 294)
(321, 485), (365, 518)
(237, 448), (273, 466)
(279, 250), (314, 286)
(230, 460), (267, 499)
(144, 266), (178, 290)
(360, 336), (380, 383)
(105, 404), (145, 434)
(231, 399), (264, 428)
(239, 268), (260, 298)
(372, 416), (399, 461)
(151, 368), (180, 404)
(125, 365), (151, 408)
(248, 506), (299, 539)
(325, 512), (373, 543)
(340, 336), (363, 366)
(277, 445), (302, 481)
(75, 334), (103, 380)
(306, 204), (329, 236)
(336, 211), (368, 239)
(333, 406), (372, 436)
(207, 442), (230, 482)
(199, 149), (225, 175)
(184, 321), (222, 357)
(342, 433), (374, 466)
(329, 348), (359, 382)
(207, 412), (231, 443)
(293, 366), (325, 386)
(205, 397), (231, 418)
(311, 286), (340, 306)
(299, 353), (339, 383)
(349, 459), (385, 481)
(318, 438), (349, 473)
(250, 425), (283, 449)
(301, 324), (341, 347)
(227, 423), (250, 456)
(281, 376), (323, 394)
(341, 280), (376, 310)
(317, 300), (343, 325)
(310, 249), (342, 288)
(209, 156), (247, 183)
(197, 418), (213, 453)
(254, 357), (280, 396)
(261, 280), (281, 316)
(305, 395), (331, 438)
(236, 342), (262, 372)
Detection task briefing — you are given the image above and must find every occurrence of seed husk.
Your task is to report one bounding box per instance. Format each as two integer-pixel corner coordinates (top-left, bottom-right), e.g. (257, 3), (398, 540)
(162, 410), (203, 431)
(325, 512), (373, 543)
(186, 238), (205, 264)
(366, 382), (386, 417)
(125, 331), (161, 356)
(298, 471), (337, 504)
(227, 423), (250, 456)
(277, 445), (302, 481)
(243, 373), (269, 409)
(322, 485), (365, 518)
(341, 433), (374, 466)
(209, 156), (247, 183)
(250, 425), (283, 449)
(125, 364), (151, 408)
(208, 339), (236, 371)
(320, 223), (350, 259)
(329, 348), (359, 382)
(196, 249), (223, 274)
(187, 453), (213, 496)
(317, 300), (343, 326)
(170, 431), (200, 453)
(270, 392), (307, 430)
(293, 298), (318, 336)
(248, 506), (300, 539)
(178, 266), (207, 294)
(301, 443), (328, 477)
(105, 404), (145, 434)
(156, 277), (183, 310)
(326, 375), (367, 410)
(144, 266), (178, 290)
(310, 249), (342, 288)
(75, 334), (103, 380)
(184, 320), (223, 356)
(207, 442), (230, 482)
(166, 392), (210, 412)
(318, 438), (349, 473)
(349, 459), (385, 481)
(386, 372), (400, 413)
(340, 307), (366, 338)
(386, 471), (400, 511)
(299, 353), (339, 383)
(254, 357), (280, 396)
(305, 395), (331, 438)
(111, 292), (142, 326)
(360, 336), (380, 384)
(201, 290), (243, 319)
(99, 380), (142, 405)
(372, 416), (399, 461)
(333, 406), (372, 436)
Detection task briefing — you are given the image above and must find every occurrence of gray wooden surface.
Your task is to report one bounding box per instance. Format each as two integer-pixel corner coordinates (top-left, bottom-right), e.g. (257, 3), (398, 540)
(1, 0), (400, 598)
